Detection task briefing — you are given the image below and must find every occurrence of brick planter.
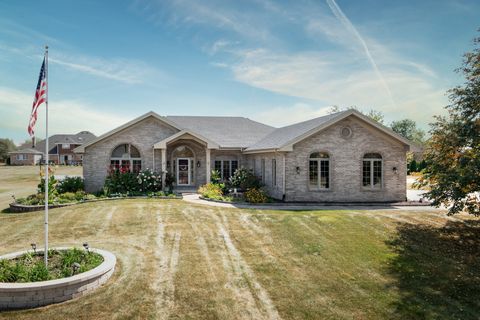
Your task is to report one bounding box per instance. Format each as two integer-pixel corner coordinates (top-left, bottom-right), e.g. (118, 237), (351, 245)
(0, 248), (116, 310)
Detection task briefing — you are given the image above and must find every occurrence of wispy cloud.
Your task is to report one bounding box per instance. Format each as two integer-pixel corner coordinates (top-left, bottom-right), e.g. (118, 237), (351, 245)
(325, 0), (396, 108)
(50, 54), (161, 85)
(252, 103), (332, 127)
(0, 86), (133, 142)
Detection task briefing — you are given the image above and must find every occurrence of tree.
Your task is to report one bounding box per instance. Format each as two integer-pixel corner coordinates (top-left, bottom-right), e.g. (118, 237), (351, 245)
(417, 33), (480, 215)
(391, 119), (426, 145)
(328, 106), (385, 124)
(0, 138), (16, 162)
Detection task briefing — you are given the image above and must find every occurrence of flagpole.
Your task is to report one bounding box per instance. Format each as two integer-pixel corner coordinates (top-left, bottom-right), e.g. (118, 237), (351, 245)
(44, 45), (49, 267)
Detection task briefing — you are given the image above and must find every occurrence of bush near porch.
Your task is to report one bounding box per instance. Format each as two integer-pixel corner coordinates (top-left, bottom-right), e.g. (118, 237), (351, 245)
(199, 168), (269, 203)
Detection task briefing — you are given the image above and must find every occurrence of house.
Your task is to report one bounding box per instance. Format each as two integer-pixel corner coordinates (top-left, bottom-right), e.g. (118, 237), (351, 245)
(75, 110), (411, 202)
(8, 148), (43, 165)
(9, 131), (96, 165)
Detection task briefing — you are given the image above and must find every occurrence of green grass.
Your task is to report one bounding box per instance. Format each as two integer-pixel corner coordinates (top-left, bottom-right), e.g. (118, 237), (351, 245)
(0, 166), (479, 319)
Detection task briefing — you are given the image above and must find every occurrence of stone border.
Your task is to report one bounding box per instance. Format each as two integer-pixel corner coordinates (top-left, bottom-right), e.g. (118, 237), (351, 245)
(8, 195), (183, 213)
(0, 247), (116, 310)
(198, 195), (431, 207)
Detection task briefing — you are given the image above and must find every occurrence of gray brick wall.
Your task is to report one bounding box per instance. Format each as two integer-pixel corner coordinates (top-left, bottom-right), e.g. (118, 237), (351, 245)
(83, 117), (178, 192)
(283, 117), (407, 202)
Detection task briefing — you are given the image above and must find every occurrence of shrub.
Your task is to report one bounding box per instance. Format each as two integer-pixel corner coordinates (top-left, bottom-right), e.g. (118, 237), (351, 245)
(38, 175), (58, 196)
(229, 167), (262, 190)
(244, 188), (268, 203)
(74, 191), (86, 201)
(164, 172), (175, 190)
(210, 170), (221, 184)
(57, 176), (84, 193)
(104, 170), (139, 195)
(198, 183), (223, 200)
(137, 169), (162, 193)
(57, 192), (77, 203)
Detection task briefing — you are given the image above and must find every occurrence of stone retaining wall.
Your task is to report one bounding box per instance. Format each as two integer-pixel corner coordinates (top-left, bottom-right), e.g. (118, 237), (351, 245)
(0, 248), (116, 310)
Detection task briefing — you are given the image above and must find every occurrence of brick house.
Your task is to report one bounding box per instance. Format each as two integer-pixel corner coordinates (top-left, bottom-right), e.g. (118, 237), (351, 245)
(75, 110), (411, 202)
(9, 131), (96, 165)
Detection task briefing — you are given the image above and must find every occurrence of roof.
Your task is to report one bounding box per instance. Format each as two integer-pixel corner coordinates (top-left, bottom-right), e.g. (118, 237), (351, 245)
(245, 110), (412, 152)
(246, 113), (341, 151)
(75, 110), (412, 154)
(8, 148), (43, 154)
(166, 116), (275, 148)
(19, 131), (96, 153)
(75, 112), (181, 153)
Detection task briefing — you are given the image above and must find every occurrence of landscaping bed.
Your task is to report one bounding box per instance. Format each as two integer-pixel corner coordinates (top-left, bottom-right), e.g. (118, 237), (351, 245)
(0, 248), (116, 310)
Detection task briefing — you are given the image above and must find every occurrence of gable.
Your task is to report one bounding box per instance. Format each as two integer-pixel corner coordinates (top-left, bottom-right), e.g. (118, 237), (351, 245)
(279, 111), (411, 152)
(74, 112), (180, 153)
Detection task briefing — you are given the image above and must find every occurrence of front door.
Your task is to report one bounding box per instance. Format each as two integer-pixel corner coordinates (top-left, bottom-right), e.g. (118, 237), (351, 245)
(177, 158), (190, 185)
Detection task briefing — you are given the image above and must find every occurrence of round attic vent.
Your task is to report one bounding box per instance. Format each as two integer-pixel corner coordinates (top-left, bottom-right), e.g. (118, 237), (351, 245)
(341, 126), (352, 138)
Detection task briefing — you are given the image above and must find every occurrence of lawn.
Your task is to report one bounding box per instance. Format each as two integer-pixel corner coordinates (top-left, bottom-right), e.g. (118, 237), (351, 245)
(0, 167), (479, 319)
(0, 165), (82, 211)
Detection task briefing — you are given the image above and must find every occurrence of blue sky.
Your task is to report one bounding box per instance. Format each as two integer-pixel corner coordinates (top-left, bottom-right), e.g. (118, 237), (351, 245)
(0, 0), (478, 143)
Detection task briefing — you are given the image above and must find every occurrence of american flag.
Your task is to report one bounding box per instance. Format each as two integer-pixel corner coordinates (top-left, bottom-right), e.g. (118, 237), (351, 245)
(28, 58), (47, 141)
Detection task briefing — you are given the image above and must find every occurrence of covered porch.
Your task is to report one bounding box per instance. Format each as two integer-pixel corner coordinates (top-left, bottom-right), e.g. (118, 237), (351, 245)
(153, 130), (219, 190)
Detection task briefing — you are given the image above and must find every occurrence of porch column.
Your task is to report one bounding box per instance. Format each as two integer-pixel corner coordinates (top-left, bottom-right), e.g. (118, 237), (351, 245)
(206, 148), (211, 183)
(161, 148), (166, 189)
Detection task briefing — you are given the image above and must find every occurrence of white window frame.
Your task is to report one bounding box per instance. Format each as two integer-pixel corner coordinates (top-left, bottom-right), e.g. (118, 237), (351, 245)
(16, 154), (27, 161)
(309, 153), (330, 190)
(110, 143), (142, 173)
(362, 154), (383, 189)
(214, 159), (238, 180)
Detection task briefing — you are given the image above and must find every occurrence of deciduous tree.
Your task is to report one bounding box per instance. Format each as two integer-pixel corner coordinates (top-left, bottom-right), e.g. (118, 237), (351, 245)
(417, 33), (480, 215)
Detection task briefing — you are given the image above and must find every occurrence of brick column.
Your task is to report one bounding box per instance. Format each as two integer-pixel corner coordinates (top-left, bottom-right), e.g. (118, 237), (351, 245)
(206, 148), (211, 183)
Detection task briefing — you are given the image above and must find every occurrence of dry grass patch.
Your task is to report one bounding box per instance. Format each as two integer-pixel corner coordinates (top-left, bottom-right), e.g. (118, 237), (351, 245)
(1, 165), (479, 319)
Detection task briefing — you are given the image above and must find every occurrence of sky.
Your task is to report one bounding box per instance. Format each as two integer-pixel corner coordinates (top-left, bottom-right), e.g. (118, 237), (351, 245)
(0, 0), (478, 144)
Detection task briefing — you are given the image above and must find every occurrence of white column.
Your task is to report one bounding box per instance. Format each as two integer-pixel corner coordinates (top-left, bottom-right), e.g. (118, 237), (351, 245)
(206, 148), (211, 183)
(161, 148), (167, 189)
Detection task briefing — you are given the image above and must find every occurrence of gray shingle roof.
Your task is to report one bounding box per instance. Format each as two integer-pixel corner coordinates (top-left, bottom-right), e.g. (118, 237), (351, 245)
(9, 148), (43, 154)
(246, 112), (342, 150)
(20, 131), (96, 153)
(166, 116), (275, 148)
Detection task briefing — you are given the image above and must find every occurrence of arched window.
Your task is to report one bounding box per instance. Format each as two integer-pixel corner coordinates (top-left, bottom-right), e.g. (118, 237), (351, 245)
(309, 152), (330, 189)
(110, 144), (142, 173)
(363, 153), (382, 189)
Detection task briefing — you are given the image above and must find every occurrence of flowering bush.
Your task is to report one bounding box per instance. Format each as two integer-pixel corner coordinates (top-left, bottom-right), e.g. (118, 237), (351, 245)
(104, 168), (162, 195)
(244, 188), (268, 203)
(137, 169), (162, 192)
(229, 167), (262, 190)
(198, 183), (223, 200)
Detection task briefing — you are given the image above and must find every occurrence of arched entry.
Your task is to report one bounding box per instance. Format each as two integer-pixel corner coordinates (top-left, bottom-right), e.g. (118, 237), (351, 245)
(172, 145), (195, 185)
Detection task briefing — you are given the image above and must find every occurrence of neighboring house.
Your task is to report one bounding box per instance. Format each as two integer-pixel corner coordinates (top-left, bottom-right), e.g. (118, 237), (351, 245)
(75, 110), (411, 202)
(8, 148), (43, 165)
(9, 131), (96, 165)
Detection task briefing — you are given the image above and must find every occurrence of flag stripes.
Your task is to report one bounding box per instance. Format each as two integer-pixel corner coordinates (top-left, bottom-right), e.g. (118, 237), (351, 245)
(28, 58), (47, 137)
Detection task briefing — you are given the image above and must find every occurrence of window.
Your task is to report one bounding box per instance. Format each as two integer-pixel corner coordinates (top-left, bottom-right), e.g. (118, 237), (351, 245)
(309, 152), (330, 189)
(214, 160), (238, 180)
(363, 153), (382, 189)
(110, 144), (141, 173)
(16, 154), (27, 161)
(62, 144), (70, 149)
(272, 159), (277, 186)
(261, 159), (265, 183)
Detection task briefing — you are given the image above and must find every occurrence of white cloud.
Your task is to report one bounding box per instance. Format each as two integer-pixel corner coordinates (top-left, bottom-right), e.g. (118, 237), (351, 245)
(49, 53), (164, 85)
(252, 103), (332, 127)
(0, 87), (132, 142)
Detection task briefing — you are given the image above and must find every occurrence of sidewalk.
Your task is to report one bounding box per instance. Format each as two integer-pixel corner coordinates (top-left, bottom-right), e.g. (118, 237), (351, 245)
(182, 194), (439, 211)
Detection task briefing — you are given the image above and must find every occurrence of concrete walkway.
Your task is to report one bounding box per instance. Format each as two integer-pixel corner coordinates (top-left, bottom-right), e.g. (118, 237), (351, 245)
(182, 194), (440, 211)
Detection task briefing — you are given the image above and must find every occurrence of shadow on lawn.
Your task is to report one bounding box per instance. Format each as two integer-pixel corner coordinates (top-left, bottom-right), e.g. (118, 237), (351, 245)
(387, 219), (480, 320)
